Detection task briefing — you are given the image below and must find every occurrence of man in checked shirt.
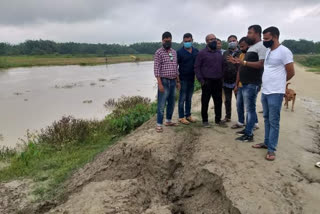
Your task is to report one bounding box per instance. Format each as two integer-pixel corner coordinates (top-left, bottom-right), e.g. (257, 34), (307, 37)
(154, 31), (181, 133)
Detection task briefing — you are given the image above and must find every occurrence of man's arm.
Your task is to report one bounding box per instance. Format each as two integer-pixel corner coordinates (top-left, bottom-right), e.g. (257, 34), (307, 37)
(285, 62), (295, 81)
(234, 66), (241, 94)
(230, 57), (264, 70)
(244, 60), (264, 69)
(241, 45), (266, 69)
(154, 51), (165, 93)
(194, 53), (204, 84)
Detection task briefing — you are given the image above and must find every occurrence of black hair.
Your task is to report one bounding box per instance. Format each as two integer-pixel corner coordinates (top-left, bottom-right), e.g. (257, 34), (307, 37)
(239, 37), (248, 44)
(162, 31), (172, 40)
(216, 38), (221, 42)
(183, 33), (193, 39)
(248, 25), (262, 35)
(227, 35), (237, 41)
(263, 26), (280, 38)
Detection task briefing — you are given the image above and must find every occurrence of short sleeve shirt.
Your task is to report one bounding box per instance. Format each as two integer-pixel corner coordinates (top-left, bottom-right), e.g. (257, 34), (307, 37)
(262, 45), (294, 94)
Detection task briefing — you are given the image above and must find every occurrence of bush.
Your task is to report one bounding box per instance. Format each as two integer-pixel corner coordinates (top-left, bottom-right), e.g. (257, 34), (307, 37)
(33, 116), (100, 148)
(0, 146), (16, 161)
(295, 55), (320, 67)
(105, 96), (156, 134)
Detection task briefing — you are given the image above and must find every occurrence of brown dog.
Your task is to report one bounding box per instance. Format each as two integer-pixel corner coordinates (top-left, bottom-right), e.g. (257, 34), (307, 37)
(284, 83), (296, 112)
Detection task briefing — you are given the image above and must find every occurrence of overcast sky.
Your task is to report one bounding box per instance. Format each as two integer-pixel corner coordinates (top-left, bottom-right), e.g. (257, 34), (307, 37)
(0, 0), (319, 44)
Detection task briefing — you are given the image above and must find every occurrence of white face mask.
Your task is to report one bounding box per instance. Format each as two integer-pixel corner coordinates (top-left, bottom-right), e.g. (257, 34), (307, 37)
(228, 41), (238, 49)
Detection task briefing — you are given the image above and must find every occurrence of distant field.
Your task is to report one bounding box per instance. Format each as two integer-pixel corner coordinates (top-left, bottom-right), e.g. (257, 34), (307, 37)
(0, 54), (153, 69)
(294, 54), (320, 72)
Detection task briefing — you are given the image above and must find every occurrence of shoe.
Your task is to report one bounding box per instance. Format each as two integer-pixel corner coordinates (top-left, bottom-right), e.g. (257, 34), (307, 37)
(231, 123), (244, 129)
(216, 120), (228, 128)
(254, 125), (259, 130)
(203, 122), (211, 128)
(235, 134), (254, 142)
(221, 118), (231, 123)
(179, 118), (190, 125)
(186, 116), (196, 123)
(236, 129), (246, 136)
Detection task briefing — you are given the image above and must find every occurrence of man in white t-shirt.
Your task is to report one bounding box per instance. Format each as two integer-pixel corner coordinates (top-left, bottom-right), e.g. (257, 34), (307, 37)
(252, 26), (295, 161)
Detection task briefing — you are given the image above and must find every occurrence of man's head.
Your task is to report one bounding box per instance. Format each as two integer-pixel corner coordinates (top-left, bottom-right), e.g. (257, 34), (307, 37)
(247, 25), (262, 45)
(205, 34), (217, 50)
(239, 37), (249, 53)
(217, 38), (222, 50)
(162, 31), (172, 50)
(262, 26), (280, 48)
(183, 33), (193, 49)
(227, 35), (238, 50)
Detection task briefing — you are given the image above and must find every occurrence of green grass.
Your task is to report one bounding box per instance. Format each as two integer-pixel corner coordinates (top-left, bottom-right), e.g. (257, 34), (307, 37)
(0, 54), (153, 69)
(0, 96), (157, 201)
(294, 54), (320, 72)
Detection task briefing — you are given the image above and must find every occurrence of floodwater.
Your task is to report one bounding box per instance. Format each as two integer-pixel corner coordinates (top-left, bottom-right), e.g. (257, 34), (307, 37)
(0, 61), (156, 147)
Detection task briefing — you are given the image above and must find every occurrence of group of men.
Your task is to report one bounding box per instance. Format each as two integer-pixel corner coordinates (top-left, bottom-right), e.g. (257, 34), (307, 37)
(153, 25), (295, 161)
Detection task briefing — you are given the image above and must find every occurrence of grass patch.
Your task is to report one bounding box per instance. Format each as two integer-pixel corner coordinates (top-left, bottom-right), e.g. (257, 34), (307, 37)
(0, 96), (156, 201)
(294, 55), (320, 72)
(0, 54), (153, 69)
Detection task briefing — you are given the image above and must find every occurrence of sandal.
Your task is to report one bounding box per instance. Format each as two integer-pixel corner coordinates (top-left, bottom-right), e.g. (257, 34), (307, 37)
(252, 143), (268, 149)
(165, 122), (179, 126)
(265, 151), (276, 161)
(231, 123), (244, 129)
(186, 116), (196, 123)
(179, 118), (190, 125)
(156, 126), (163, 133)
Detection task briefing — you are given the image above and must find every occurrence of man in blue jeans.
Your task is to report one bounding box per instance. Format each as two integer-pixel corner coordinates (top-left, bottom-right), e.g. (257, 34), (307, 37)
(177, 33), (199, 125)
(252, 27), (295, 161)
(228, 25), (267, 142)
(154, 31), (180, 133)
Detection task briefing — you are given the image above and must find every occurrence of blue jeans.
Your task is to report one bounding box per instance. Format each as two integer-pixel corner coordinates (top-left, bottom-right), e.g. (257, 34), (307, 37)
(157, 78), (176, 126)
(178, 80), (194, 118)
(237, 87), (259, 125)
(261, 93), (284, 152)
(241, 84), (259, 136)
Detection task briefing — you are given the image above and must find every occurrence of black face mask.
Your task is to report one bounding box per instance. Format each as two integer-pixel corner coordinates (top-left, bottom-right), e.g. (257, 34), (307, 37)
(208, 41), (217, 50)
(247, 38), (255, 46)
(263, 39), (274, 48)
(163, 41), (172, 50)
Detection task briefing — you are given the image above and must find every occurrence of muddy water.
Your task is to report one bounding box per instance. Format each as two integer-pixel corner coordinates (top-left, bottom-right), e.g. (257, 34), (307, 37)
(0, 62), (156, 147)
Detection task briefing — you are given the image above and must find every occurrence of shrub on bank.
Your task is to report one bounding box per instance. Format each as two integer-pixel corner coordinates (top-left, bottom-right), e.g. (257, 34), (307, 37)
(0, 96), (156, 200)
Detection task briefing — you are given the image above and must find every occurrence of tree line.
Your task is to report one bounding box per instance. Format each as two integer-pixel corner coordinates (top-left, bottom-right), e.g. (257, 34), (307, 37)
(0, 39), (319, 56)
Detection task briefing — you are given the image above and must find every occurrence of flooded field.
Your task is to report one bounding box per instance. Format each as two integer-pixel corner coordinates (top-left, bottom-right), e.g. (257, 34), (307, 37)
(0, 61), (156, 147)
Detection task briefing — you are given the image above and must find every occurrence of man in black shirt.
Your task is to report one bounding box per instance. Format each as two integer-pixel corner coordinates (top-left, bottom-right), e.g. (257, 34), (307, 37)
(222, 35), (240, 122)
(228, 25), (267, 142)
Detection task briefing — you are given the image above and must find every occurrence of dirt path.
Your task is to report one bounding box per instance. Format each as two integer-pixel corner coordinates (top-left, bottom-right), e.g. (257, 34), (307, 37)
(2, 64), (320, 214)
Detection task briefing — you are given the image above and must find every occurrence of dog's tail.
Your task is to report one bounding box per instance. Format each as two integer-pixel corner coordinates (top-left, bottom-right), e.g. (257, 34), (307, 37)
(286, 82), (291, 89)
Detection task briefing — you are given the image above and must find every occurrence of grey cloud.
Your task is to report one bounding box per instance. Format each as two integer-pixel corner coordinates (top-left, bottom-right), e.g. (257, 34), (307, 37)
(0, 0), (319, 43)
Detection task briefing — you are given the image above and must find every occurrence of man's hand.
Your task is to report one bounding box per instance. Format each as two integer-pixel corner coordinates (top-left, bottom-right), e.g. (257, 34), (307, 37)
(158, 84), (165, 93)
(234, 86), (238, 95)
(176, 82), (181, 90)
(227, 55), (242, 65)
(227, 55), (236, 64)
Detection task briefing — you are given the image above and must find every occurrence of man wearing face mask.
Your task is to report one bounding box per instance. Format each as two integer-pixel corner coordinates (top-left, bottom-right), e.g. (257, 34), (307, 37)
(177, 33), (199, 125)
(228, 25), (267, 142)
(217, 38), (226, 55)
(222, 35), (240, 123)
(232, 37), (259, 130)
(252, 27), (295, 161)
(194, 34), (226, 128)
(154, 31), (180, 133)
